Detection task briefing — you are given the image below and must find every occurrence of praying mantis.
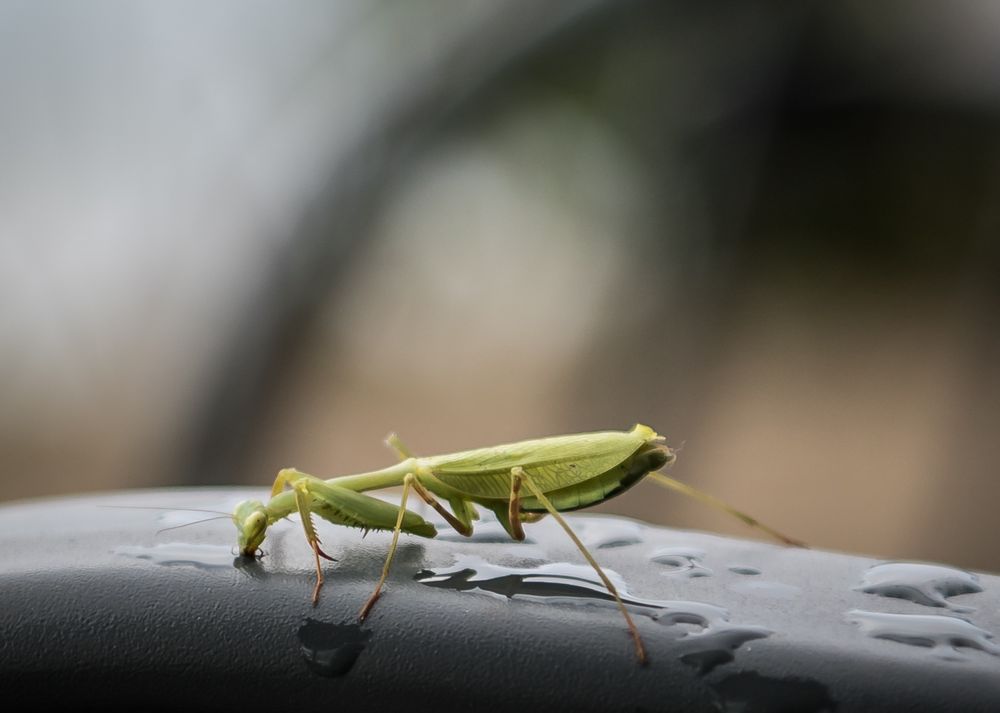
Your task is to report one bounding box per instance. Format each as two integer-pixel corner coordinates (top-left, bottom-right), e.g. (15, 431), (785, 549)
(231, 424), (802, 664)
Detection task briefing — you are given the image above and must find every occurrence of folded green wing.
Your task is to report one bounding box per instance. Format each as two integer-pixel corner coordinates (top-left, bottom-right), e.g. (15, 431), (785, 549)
(422, 424), (660, 499)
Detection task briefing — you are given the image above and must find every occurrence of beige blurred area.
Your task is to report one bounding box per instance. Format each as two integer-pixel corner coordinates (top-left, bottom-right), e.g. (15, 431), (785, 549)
(2, 1), (999, 573)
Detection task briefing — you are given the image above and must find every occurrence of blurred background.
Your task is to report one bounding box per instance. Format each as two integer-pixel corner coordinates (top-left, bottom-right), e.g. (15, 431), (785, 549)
(2, 0), (999, 572)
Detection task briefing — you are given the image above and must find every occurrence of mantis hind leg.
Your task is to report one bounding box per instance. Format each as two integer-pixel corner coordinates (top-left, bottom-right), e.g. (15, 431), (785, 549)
(505, 476), (546, 539)
(509, 472), (526, 541)
(512, 467), (649, 665)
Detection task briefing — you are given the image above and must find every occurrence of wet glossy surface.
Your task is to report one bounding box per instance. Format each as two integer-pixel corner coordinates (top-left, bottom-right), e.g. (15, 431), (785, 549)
(847, 609), (1000, 661)
(298, 619), (369, 677)
(2, 487), (999, 712)
(416, 555), (666, 607)
(650, 546), (713, 577)
(857, 562), (983, 612)
(709, 671), (837, 713)
(114, 542), (237, 569)
(417, 555), (771, 674)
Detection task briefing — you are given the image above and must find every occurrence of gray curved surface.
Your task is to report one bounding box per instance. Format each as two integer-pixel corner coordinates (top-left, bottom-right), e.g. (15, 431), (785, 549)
(2, 488), (999, 712)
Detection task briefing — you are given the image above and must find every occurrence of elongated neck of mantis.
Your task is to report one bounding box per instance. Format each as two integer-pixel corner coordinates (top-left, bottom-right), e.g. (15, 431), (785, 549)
(266, 458), (418, 518)
(331, 458), (417, 491)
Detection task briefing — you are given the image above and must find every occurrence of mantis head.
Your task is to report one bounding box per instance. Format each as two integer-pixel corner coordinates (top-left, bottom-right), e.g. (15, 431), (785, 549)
(630, 442), (675, 475)
(629, 424), (676, 469)
(233, 499), (269, 556)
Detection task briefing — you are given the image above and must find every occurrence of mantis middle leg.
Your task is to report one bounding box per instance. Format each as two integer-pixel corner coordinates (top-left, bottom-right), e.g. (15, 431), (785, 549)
(358, 470), (475, 621)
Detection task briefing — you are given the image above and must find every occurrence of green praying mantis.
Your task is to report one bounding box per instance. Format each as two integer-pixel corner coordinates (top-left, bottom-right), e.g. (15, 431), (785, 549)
(231, 424), (802, 665)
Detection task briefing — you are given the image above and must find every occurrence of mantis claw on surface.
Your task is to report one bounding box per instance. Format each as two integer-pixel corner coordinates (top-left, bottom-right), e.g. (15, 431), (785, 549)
(230, 424), (802, 665)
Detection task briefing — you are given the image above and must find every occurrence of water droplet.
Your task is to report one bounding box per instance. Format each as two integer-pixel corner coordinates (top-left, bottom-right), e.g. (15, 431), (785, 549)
(415, 555), (663, 608)
(114, 542), (235, 570)
(857, 562), (983, 612)
(298, 619), (369, 677)
(576, 518), (644, 549)
(417, 556), (768, 674)
(711, 671), (837, 713)
(847, 609), (1000, 661)
(677, 627), (771, 674)
(650, 547), (713, 578)
(646, 600), (770, 674)
(728, 565), (761, 576)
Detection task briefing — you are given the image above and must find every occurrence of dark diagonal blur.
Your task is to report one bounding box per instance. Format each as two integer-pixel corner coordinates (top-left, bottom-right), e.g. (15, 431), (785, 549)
(2, 0), (999, 572)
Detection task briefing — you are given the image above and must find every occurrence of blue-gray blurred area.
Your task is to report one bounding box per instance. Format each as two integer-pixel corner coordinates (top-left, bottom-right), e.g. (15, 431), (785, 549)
(1, 1), (999, 571)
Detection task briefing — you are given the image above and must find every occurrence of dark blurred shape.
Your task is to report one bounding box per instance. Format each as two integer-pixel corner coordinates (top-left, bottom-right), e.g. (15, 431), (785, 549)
(174, 0), (1000, 571)
(2, 0), (999, 577)
(176, 0), (611, 486)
